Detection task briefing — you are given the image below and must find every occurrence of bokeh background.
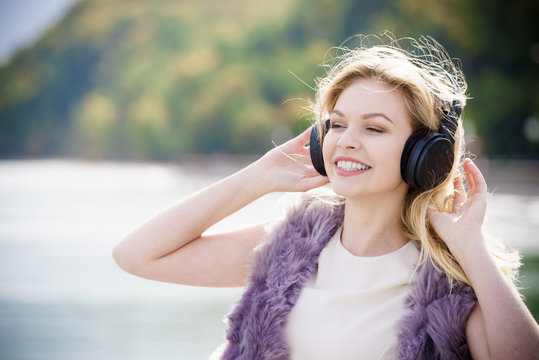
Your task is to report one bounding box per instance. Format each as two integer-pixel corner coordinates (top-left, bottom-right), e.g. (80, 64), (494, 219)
(0, 0), (538, 359)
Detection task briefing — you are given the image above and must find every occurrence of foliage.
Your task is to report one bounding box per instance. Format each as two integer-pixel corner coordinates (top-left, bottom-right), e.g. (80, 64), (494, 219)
(520, 254), (539, 322)
(0, 0), (538, 160)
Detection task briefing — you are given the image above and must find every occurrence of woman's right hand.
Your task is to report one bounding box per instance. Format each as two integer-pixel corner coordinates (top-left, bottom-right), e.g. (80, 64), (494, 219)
(253, 127), (329, 193)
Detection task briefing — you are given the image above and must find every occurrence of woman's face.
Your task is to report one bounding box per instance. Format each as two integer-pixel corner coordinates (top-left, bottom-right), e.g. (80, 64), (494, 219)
(322, 78), (414, 200)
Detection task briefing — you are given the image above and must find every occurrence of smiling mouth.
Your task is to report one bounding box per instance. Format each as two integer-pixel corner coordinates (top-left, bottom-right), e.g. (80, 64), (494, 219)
(336, 160), (371, 171)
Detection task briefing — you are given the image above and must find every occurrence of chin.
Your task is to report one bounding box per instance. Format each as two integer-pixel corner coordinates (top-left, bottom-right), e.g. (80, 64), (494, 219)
(328, 182), (367, 198)
(328, 179), (408, 200)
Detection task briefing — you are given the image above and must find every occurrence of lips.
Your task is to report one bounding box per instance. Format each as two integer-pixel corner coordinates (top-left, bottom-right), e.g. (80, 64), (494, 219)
(334, 157), (371, 176)
(336, 160), (370, 171)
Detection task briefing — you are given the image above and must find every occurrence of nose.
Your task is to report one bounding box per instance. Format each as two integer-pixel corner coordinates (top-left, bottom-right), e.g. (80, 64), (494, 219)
(337, 128), (361, 150)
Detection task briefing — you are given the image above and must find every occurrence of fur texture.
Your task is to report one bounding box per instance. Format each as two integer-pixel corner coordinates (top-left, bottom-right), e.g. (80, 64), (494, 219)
(398, 259), (476, 360)
(222, 199), (476, 360)
(222, 199), (344, 360)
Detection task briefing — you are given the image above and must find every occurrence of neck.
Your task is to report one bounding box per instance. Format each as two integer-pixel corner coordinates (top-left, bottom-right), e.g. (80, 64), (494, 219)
(341, 192), (409, 257)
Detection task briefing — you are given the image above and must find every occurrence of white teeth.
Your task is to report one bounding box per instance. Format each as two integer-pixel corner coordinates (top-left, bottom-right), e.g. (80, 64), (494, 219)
(336, 160), (370, 171)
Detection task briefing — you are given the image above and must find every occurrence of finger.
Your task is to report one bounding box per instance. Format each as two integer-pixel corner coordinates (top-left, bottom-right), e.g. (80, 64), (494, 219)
(427, 199), (440, 214)
(452, 175), (466, 210)
(275, 128), (312, 158)
(465, 166), (477, 196)
(294, 126), (313, 146)
(299, 174), (330, 190)
(463, 159), (487, 197)
(288, 145), (314, 161)
(295, 153), (314, 167)
(427, 203), (443, 227)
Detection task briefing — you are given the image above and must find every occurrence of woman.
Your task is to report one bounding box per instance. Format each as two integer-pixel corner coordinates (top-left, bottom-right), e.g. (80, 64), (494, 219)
(113, 36), (539, 359)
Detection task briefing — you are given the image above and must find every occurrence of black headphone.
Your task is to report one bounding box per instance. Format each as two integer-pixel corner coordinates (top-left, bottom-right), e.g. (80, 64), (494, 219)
(309, 65), (462, 191)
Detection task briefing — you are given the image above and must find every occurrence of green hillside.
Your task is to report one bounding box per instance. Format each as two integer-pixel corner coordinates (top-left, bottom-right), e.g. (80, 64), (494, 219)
(1, 0), (538, 160)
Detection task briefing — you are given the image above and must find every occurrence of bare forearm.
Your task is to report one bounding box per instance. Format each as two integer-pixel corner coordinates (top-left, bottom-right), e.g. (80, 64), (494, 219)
(429, 160), (539, 358)
(114, 161), (271, 265)
(459, 235), (539, 358)
(112, 128), (328, 283)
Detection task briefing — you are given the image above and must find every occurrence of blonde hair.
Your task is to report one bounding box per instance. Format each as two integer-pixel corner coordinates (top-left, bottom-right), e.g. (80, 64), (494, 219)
(310, 34), (520, 286)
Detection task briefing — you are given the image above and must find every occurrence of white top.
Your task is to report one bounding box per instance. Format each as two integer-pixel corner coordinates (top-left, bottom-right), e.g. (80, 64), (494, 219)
(284, 226), (420, 360)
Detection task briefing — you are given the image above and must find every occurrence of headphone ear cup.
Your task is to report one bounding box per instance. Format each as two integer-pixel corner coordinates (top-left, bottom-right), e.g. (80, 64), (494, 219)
(309, 121), (329, 176)
(401, 129), (429, 189)
(415, 135), (454, 190)
(401, 130), (454, 190)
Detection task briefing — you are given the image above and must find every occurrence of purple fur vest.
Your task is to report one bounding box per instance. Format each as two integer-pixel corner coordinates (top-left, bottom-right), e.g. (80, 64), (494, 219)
(222, 198), (477, 360)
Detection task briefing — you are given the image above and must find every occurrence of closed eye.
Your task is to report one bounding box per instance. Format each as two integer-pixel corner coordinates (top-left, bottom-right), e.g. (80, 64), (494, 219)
(366, 127), (384, 133)
(330, 122), (345, 129)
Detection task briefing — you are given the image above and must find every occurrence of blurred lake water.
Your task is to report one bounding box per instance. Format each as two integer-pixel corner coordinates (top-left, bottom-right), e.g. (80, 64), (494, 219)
(0, 159), (538, 360)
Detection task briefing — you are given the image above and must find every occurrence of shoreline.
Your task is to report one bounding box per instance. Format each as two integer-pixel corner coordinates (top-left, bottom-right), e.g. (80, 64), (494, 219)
(0, 156), (537, 196)
(475, 158), (539, 196)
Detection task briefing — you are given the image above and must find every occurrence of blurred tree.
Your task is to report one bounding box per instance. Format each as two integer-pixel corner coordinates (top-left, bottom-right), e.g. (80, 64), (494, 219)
(0, 0), (537, 159)
(368, 0), (539, 157)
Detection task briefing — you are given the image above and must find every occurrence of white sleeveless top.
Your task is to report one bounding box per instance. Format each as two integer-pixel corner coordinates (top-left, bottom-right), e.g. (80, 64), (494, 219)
(283, 226), (420, 360)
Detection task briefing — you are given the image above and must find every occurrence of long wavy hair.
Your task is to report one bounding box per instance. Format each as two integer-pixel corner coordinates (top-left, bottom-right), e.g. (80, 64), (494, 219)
(310, 34), (520, 286)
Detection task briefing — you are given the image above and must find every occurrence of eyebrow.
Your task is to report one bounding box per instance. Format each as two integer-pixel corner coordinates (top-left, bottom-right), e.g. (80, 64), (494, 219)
(331, 109), (394, 124)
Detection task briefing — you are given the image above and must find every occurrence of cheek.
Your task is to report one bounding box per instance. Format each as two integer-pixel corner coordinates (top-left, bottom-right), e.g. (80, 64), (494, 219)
(321, 136), (335, 168)
(387, 140), (408, 178)
(395, 136), (410, 161)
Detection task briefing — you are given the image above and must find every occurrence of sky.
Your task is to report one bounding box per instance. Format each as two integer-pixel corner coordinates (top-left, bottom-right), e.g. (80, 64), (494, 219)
(0, 0), (81, 63)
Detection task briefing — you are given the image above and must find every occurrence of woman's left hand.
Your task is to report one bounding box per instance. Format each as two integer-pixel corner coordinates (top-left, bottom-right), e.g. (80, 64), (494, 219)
(428, 158), (488, 260)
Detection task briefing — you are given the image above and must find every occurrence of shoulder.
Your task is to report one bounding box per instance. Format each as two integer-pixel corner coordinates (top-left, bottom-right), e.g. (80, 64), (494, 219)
(270, 192), (344, 240)
(250, 193), (344, 277)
